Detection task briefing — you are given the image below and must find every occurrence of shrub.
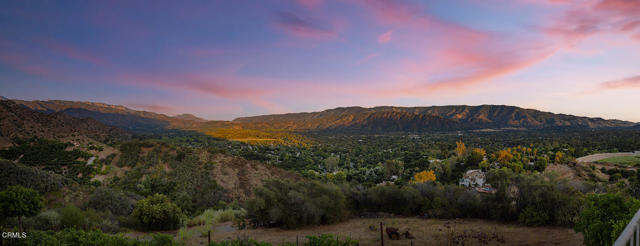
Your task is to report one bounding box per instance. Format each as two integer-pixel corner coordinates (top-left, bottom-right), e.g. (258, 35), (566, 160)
(247, 180), (348, 229)
(305, 234), (358, 246)
(14, 229), (178, 246)
(0, 160), (66, 193)
(575, 193), (640, 246)
(60, 205), (85, 229)
(24, 210), (61, 231)
(518, 206), (550, 226)
(87, 186), (137, 216)
(132, 194), (184, 231)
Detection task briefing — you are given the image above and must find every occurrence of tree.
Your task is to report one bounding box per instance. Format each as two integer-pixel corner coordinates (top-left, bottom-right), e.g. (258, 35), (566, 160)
(466, 148), (486, 167)
(132, 194), (184, 231)
(455, 141), (467, 158)
(575, 193), (640, 246)
(0, 185), (44, 232)
(382, 160), (404, 179)
(554, 151), (564, 163)
(534, 157), (548, 172)
(497, 150), (513, 165)
(411, 170), (436, 184)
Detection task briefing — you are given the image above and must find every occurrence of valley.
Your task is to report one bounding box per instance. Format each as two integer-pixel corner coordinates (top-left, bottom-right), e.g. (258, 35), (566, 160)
(1, 98), (639, 246)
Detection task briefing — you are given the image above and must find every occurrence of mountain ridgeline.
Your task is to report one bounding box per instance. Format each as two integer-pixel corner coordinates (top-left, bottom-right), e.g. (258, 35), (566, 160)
(0, 100), (128, 147)
(3, 98), (637, 134)
(233, 105), (636, 132)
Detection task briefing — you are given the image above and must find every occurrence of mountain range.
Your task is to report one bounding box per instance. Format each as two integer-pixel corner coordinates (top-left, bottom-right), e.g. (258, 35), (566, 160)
(2, 98), (637, 135)
(234, 105), (635, 132)
(0, 100), (128, 147)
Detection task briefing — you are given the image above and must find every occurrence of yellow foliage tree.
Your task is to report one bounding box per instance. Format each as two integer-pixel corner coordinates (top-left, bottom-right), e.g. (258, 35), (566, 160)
(555, 151), (564, 163)
(455, 141), (467, 157)
(497, 149), (513, 164)
(411, 170), (436, 184)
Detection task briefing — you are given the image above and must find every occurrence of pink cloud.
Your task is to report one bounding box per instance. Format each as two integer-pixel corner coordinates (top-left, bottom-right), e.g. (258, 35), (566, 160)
(543, 0), (640, 45)
(377, 31), (392, 44)
(350, 0), (557, 95)
(599, 75), (640, 90)
(40, 39), (109, 65)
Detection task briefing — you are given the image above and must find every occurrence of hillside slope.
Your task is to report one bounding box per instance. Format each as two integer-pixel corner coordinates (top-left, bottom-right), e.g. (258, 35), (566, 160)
(0, 100), (128, 146)
(234, 105), (635, 131)
(13, 100), (204, 132)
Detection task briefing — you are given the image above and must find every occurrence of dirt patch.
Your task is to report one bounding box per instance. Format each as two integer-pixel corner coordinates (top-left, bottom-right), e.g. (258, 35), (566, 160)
(209, 154), (303, 201)
(177, 218), (582, 246)
(544, 164), (577, 180)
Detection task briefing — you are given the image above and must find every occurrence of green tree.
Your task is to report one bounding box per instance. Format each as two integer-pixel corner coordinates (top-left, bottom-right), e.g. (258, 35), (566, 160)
(132, 194), (184, 231)
(575, 193), (640, 246)
(0, 185), (44, 232)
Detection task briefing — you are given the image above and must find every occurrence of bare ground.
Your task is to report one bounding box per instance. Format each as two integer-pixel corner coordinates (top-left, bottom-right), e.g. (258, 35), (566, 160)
(175, 218), (583, 246)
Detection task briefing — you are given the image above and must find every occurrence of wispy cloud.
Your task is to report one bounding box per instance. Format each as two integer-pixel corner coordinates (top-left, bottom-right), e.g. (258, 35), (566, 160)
(377, 31), (392, 44)
(543, 0), (640, 45)
(274, 11), (337, 39)
(41, 39), (109, 65)
(599, 75), (640, 90)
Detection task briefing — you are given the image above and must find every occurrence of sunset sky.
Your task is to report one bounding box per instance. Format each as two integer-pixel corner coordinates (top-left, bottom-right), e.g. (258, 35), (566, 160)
(1, 0), (639, 121)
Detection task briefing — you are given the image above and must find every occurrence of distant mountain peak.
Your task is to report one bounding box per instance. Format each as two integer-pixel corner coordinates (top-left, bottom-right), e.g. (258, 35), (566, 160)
(173, 113), (207, 122)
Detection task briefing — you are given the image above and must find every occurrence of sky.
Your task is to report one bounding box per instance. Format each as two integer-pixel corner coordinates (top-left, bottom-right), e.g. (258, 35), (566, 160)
(0, 0), (639, 121)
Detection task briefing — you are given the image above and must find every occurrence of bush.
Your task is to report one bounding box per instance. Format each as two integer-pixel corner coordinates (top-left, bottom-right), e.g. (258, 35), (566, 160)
(305, 234), (358, 246)
(518, 206), (550, 226)
(0, 160), (66, 193)
(23, 210), (61, 230)
(60, 205), (85, 229)
(132, 194), (184, 231)
(14, 229), (178, 246)
(87, 187), (138, 216)
(575, 193), (640, 246)
(247, 180), (348, 229)
(207, 234), (357, 246)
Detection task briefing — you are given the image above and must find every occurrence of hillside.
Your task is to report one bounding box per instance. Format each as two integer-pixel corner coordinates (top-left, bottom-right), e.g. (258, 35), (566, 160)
(234, 105), (635, 132)
(13, 99), (204, 133)
(0, 100), (128, 147)
(8, 99), (637, 135)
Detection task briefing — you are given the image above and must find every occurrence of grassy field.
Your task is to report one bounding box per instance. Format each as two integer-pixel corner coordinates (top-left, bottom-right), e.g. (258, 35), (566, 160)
(598, 156), (640, 166)
(165, 218), (583, 246)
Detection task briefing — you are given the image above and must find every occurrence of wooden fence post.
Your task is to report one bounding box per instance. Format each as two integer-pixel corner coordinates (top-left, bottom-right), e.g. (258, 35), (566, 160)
(380, 222), (384, 246)
(296, 235), (299, 246)
(208, 230), (211, 245)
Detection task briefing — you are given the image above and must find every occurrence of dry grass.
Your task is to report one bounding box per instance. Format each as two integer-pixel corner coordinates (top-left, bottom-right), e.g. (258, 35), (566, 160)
(576, 152), (638, 163)
(185, 218), (583, 246)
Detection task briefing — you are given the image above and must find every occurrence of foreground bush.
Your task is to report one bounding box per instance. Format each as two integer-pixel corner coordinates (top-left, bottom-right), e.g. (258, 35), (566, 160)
(208, 234), (357, 246)
(132, 194), (184, 231)
(247, 180), (348, 229)
(0, 185), (44, 232)
(575, 193), (640, 246)
(12, 229), (177, 246)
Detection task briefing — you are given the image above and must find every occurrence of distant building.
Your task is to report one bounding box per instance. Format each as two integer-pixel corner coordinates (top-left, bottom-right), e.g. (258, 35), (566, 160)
(459, 169), (486, 187)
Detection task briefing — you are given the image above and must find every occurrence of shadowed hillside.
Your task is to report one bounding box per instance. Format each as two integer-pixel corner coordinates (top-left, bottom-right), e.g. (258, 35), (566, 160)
(0, 100), (128, 146)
